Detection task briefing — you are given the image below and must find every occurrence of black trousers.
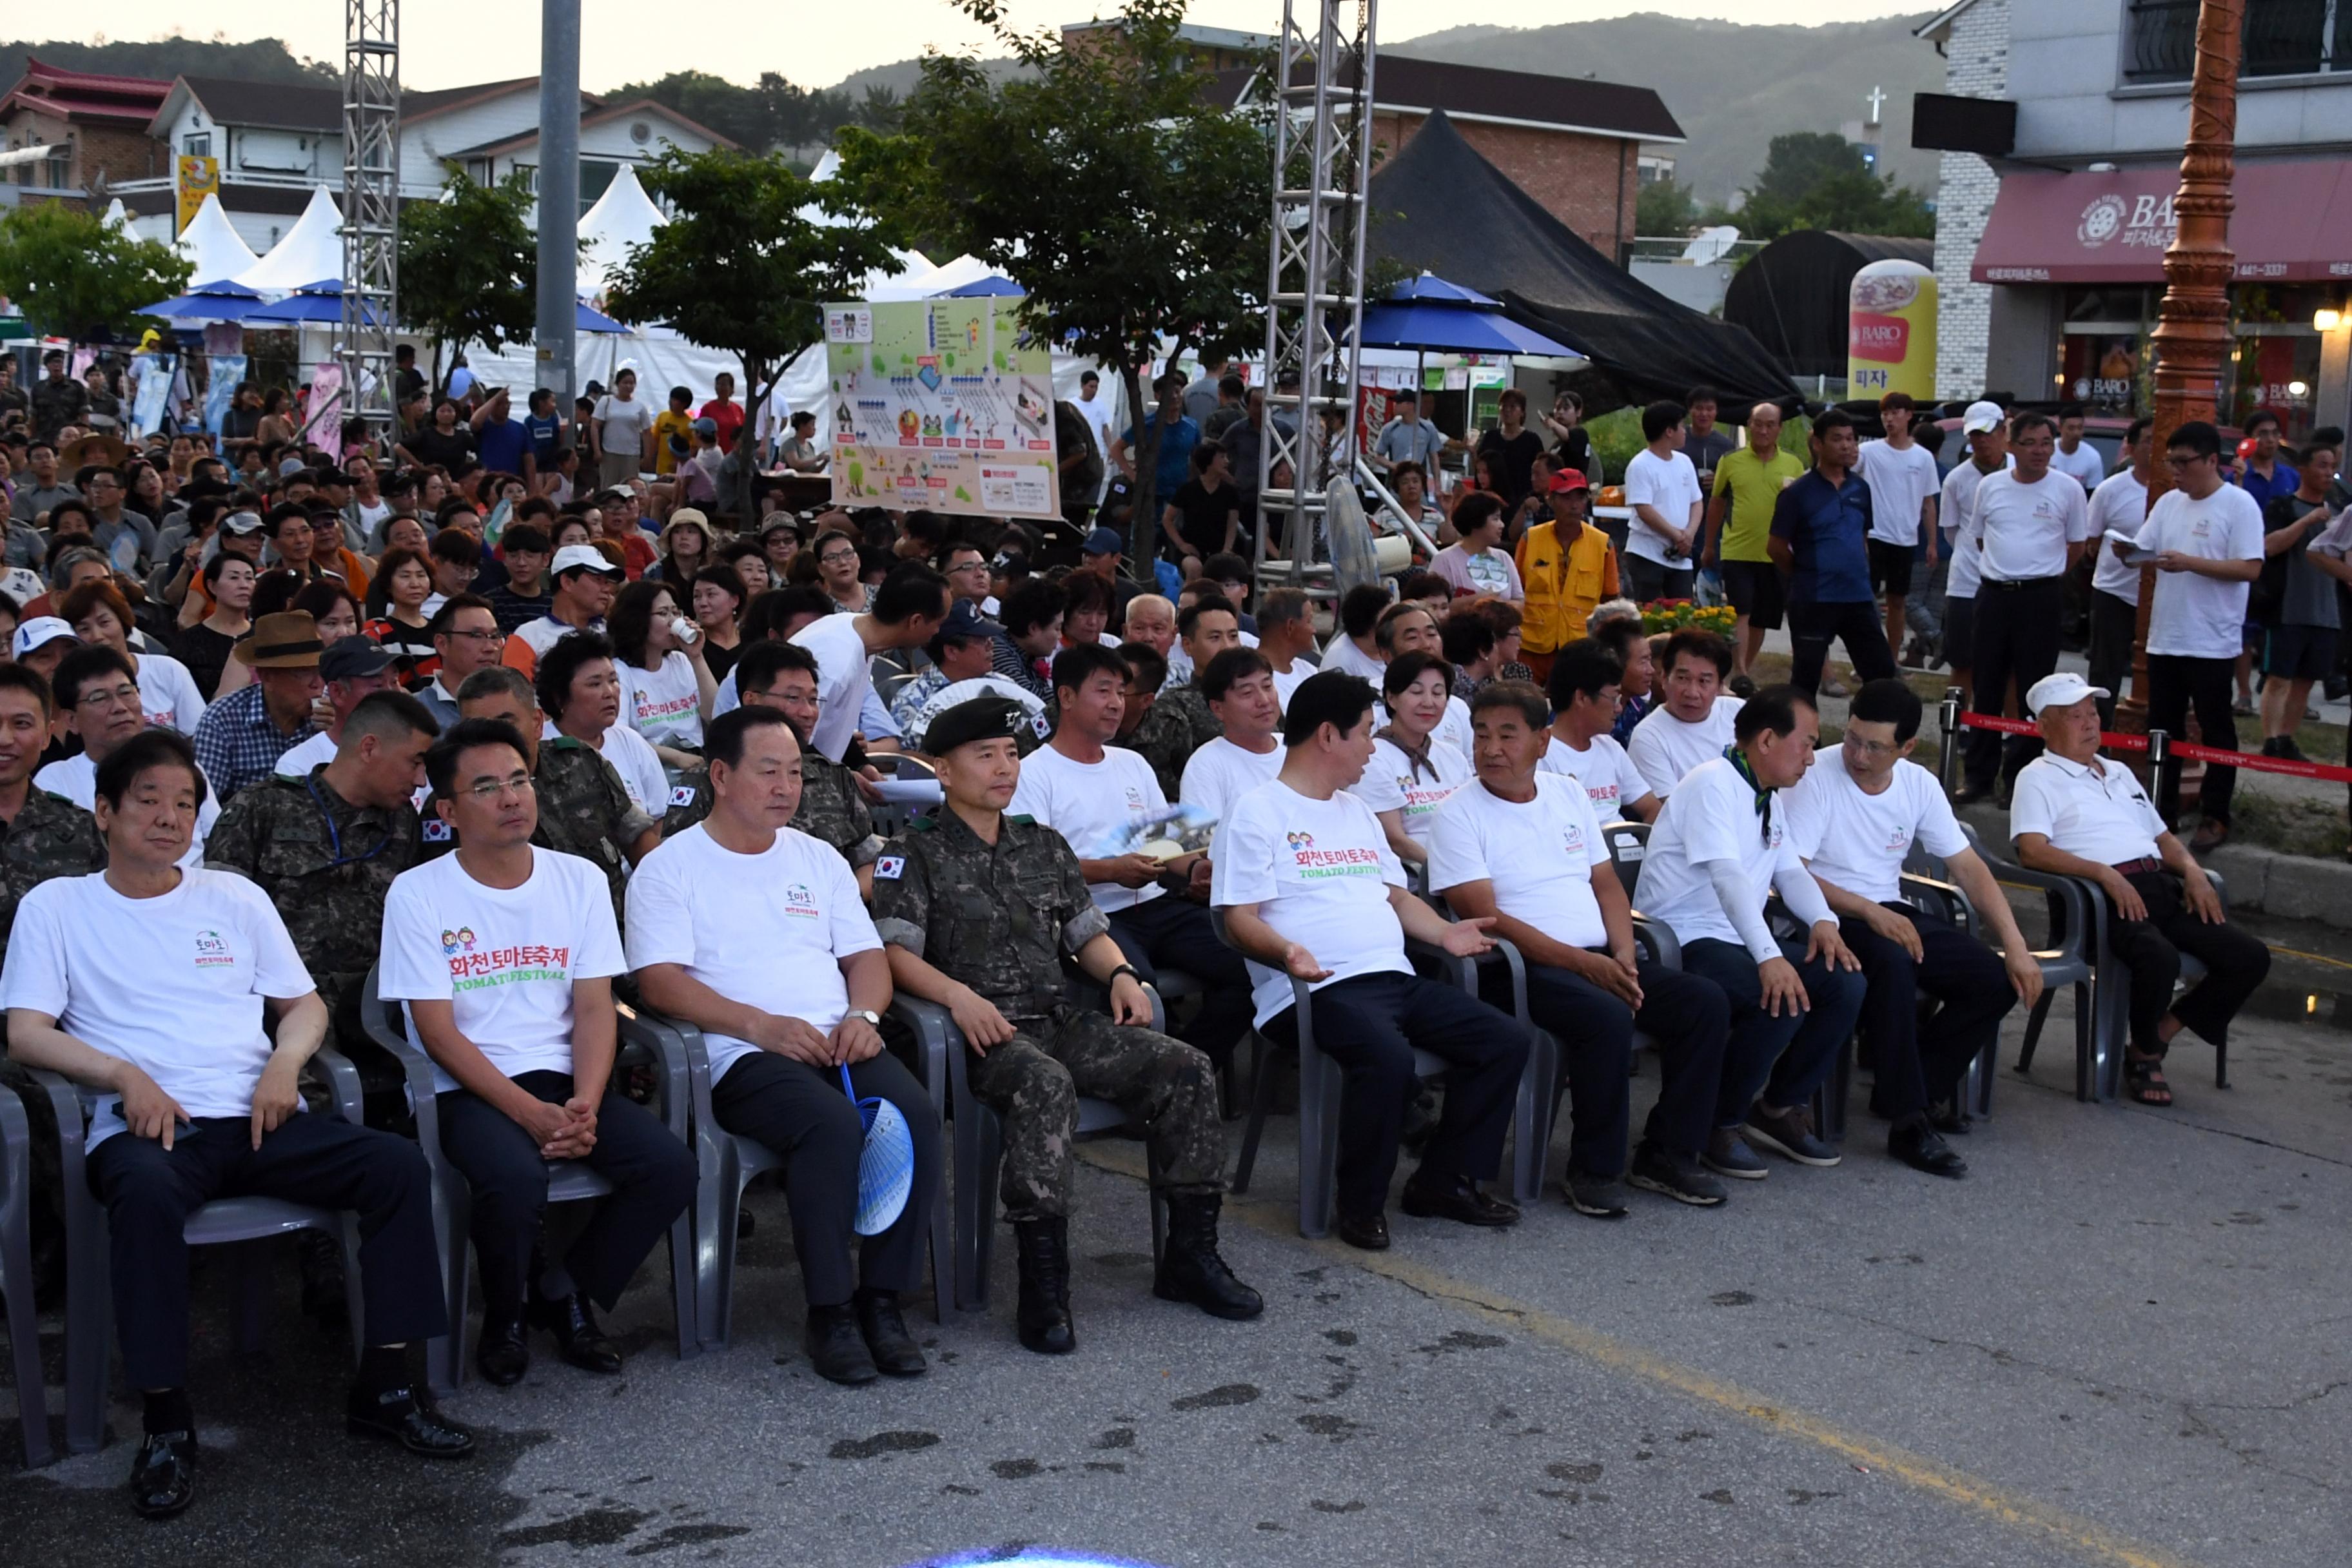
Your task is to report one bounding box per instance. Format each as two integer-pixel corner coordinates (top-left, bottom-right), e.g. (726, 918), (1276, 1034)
(1681, 937), (1867, 1127)
(1966, 577), (2065, 791)
(1264, 971), (1530, 1220)
(2146, 653), (2241, 826)
(2104, 870), (2270, 1057)
(1788, 598), (1898, 695)
(1839, 904), (2017, 1121)
(437, 1071), (696, 1313)
(1623, 555), (1694, 604)
(2086, 589), (2137, 730)
(86, 1111), (446, 1390)
(709, 1050), (941, 1307)
(1108, 896), (1255, 1066)
(1496, 957), (1728, 1174)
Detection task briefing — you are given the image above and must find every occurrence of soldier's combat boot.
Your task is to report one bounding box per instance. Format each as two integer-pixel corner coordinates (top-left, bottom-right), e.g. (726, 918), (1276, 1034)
(1013, 1217), (1075, 1355)
(1153, 1193), (1264, 1320)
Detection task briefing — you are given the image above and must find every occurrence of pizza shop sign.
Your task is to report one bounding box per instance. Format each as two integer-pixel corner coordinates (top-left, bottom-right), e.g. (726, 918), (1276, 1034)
(2077, 191), (2175, 251)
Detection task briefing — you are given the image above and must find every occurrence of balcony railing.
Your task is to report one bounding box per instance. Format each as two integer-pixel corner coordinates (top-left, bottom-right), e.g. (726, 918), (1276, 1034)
(2124, 0), (2350, 83)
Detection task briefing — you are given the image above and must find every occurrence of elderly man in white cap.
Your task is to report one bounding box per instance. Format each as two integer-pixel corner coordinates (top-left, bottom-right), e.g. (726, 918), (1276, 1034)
(2009, 671), (2269, 1108)
(504, 544), (623, 680)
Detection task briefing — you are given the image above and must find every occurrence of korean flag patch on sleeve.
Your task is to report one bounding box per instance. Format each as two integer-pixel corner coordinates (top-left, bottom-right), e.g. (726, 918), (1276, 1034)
(669, 785), (698, 808)
(1030, 711), (1052, 739)
(874, 854), (906, 881)
(422, 819), (453, 843)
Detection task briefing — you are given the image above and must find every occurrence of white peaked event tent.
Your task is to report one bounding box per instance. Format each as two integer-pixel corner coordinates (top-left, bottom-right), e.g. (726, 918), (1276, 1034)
(237, 187), (344, 292)
(578, 164), (667, 297)
(101, 197), (132, 234)
(175, 193), (260, 285)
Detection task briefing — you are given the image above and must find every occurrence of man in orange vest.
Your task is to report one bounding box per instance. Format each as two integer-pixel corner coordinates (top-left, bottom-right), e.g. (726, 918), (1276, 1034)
(1513, 468), (1618, 686)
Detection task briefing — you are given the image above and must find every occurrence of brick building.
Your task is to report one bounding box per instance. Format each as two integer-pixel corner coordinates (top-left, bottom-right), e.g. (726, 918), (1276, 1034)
(1209, 54), (1684, 262)
(0, 57), (171, 209)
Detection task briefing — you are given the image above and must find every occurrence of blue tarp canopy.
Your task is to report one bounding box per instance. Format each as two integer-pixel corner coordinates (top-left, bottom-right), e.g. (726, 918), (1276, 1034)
(135, 278), (262, 321)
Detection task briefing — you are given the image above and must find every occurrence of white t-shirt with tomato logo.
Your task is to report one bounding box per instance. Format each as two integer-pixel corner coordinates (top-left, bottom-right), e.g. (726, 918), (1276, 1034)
(1351, 737), (1471, 847)
(1538, 732), (1649, 821)
(1426, 774), (1612, 950)
(618, 651), (705, 749)
(1211, 780), (1411, 1028)
(1783, 746), (1967, 906)
(378, 846), (627, 1093)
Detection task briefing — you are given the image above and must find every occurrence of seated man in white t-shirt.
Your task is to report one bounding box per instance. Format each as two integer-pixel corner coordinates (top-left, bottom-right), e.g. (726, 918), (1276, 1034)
(630, 707), (941, 1386)
(1538, 638), (1658, 823)
(381, 718), (695, 1389)
(1783, 680), (2043, 1177)
(1428, 684), (1730, 1217)
(1633, 687), (1865, 1181)
(1212, 669), (1531, 1252)
(39, 645), (219, 871)
(3, 729), (469, 1518)
(1181, 647), (1288, 822)
(1010, 643), (1253, 1083)
(1625, 627), (1747, 799)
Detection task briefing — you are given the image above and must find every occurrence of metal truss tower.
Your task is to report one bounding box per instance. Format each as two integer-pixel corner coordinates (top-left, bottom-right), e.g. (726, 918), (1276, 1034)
(1255, 0), (1377, 593)
(340, 0), (400, 450)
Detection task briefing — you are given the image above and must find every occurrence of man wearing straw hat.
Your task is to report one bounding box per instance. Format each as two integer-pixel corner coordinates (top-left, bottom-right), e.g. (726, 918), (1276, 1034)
(189, 611), (325, 804)
(631, 705), (941, 1386)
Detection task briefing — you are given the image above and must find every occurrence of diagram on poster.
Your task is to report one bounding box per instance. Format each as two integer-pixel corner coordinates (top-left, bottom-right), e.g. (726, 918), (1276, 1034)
(825, 298), (1062, 520)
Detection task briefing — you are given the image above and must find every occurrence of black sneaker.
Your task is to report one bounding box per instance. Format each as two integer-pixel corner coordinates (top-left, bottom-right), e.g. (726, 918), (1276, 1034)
(1743, 1104), (1841, 1168)
(1701, 1127), (1769, 1181)
(1563, 1171), (1629, 1219)
(1627, 1142), (1727, 1206)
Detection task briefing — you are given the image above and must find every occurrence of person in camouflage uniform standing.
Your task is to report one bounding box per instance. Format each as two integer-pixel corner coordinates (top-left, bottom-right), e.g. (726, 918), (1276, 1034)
(1123, 593), (1244, 799)
(661, 640), (883, 890)
(204, 691), (440, 1084)
(0, 663), (106, 1300)
(416, 666), (658, 930)
(873, 695), (1261, 1355)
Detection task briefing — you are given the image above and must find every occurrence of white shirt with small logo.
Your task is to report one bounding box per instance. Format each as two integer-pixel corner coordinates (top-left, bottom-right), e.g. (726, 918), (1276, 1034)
(1008, 742), (1170, 914)
(1211, 780), (1411, 1028)
(1427, 775), (1612, 950)
(2009, 751), (2166, 866)
(1784, 747), (1968, 906)
(1538, 731), (1651, 820)
(1351, 736), (1470, 848)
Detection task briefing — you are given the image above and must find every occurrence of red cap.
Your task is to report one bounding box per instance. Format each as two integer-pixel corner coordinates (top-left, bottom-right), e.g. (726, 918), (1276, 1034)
(1549, 467), (1591, 494)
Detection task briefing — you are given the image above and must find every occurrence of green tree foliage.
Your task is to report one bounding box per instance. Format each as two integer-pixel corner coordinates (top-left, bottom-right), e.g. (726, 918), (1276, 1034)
(1727, 132), (1934, 240)
(395, 171), (540, 391)
(0, 35), (333, 92)
(1636, 178), (1701, 239)
(606, 70), (905, 154)
(602, 147), (909, 524)
(0, 201), (190, 340)
(841, 0), (1271, 556)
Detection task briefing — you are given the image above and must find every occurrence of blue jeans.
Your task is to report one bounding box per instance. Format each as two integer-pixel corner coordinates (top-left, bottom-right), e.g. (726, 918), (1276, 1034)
(1679, 937), (1867, 1130)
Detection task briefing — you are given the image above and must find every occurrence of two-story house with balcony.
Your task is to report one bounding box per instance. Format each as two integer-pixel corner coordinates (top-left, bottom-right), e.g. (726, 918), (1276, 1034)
(1915, 0), (2352, 436)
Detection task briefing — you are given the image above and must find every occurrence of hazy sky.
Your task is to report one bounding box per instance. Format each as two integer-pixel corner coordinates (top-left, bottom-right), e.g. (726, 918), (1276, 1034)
(66, 1), (1922, 91)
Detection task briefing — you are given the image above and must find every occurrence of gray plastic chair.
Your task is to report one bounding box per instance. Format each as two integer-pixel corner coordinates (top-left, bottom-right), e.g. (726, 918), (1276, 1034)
(2018, 860), (2224, 1101)
(1948, 821), (2128, 1103)
(891, 990), (1170, 1312)
(24, 1050), (370, 1456)
(0, 1086), (52, 1467)
(616, 1006), (949, 1348)
(358, 966), (698, 1396)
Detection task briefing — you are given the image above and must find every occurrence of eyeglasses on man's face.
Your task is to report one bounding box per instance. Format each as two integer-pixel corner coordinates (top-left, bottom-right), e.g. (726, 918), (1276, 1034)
(461, 772), (536, 801)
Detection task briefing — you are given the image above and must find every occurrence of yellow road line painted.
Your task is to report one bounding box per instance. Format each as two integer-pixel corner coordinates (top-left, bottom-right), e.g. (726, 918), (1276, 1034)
(1992, 884), (2352, 973)
(1077, 1143), (2204, 1568)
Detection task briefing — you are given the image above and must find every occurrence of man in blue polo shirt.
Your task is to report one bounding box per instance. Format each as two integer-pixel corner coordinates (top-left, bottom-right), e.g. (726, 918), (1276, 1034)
(1112, 374), (1201, 517)
(1769, 408), (1897, 696)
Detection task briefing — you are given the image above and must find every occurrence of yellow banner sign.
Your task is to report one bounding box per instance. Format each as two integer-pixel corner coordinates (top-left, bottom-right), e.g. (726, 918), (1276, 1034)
(175, 155), (219, 235)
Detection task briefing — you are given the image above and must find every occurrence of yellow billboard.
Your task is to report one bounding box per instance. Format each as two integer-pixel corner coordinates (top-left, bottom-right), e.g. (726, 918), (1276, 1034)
(1847, 259), (1937, 401)
(175, 155), (219, 235)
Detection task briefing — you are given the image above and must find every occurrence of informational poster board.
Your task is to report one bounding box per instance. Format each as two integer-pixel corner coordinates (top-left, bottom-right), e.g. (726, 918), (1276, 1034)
(823, 299), (1062, 519)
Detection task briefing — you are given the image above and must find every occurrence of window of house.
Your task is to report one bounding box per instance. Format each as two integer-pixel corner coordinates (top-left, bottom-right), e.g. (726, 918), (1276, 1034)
(183, 132), (211, 158)
(2124, 0), (2348, 84)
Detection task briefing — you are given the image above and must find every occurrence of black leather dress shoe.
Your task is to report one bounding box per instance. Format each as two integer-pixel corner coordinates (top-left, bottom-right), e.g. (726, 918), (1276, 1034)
(805, 1303), (880, 1384)
(1890, 1121), (1969, 1179)
(347, 1385), (477, 1457)
(1926, 1098), (1974, 1135)
(129, 1430), (197, 1519)
(476, 1313), (530, 1386)
(1333, 1211), (1389, 1251)
(531, 1293), (624, 1375)
(854, 1291), (926, 1378)
(1399, 1171), (1520, 1228)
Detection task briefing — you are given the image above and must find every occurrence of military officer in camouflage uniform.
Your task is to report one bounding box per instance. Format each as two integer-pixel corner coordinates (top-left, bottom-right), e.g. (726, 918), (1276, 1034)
(204, 689), (440, 1084)
(873, 695), (1261, 1355)
(660, 640), (883, 890)
(0, 663), (106, 1300)
(419, 666), (658, 929)
(1124, 593), (1244, 799)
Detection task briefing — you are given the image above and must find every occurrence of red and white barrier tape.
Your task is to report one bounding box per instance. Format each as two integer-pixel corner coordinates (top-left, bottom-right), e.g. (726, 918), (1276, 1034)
(1949, 710), (2352, 783)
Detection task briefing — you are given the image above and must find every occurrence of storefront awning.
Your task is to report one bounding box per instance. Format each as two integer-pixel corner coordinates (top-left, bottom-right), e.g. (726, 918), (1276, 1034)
(1971, 160), (2352, 285)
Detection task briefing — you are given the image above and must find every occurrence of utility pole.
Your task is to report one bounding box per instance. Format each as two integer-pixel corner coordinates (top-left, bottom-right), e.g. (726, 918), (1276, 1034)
(2122, 0), (2242, 727)
(535, 0), (581, 413)
(339, 0), (399, 453)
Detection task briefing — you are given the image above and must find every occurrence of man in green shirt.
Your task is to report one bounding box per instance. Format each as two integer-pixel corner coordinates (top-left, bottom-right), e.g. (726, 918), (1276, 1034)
(1703, 402), (1806, 678)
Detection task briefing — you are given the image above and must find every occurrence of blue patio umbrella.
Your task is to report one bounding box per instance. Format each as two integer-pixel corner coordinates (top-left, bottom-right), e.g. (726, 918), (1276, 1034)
(576, 298), (631, 334)
(135, 277), (263, 321)
(240, 278), (389, 328)
(939, 275), (1024, 298)
(1355, 293), (1581, 358)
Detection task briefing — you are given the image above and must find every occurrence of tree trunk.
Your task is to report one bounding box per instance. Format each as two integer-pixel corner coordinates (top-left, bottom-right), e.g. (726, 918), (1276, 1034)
(1122, 359), (1159, 575)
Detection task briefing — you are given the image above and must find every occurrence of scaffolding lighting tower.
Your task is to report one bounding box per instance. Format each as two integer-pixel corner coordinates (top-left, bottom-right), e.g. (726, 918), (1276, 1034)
(340, 0), (400, 450)
(1255, 0), (1377, 596)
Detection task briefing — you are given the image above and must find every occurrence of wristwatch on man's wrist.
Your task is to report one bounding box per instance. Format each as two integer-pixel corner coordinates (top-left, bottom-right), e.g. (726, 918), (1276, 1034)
(846, 1009), (883, 1028)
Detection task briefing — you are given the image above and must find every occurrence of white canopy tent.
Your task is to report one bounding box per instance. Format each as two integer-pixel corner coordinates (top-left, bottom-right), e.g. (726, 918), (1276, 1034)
(101, 197), (132, 234)
(577, 163), (668, 297)
(175, 193), (260, 286)
(236, 187), (344, 292)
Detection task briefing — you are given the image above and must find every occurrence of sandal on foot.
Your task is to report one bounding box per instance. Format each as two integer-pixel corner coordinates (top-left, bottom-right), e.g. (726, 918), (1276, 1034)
(2124, 1055), (2173, 1106)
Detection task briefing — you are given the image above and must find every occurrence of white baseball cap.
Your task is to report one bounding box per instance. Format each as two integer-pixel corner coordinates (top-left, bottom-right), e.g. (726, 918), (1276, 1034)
(11, 616), (79, 660)
(551, 543), (624, 579)
(2026, 672), (2108, 716)
(1962, 400), (2005, 435)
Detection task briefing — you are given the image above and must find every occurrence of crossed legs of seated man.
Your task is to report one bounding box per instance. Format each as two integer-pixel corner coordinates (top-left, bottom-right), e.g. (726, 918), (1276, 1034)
(967, 1003), (1257, 1352)
(1678, 936), (1867, 1178)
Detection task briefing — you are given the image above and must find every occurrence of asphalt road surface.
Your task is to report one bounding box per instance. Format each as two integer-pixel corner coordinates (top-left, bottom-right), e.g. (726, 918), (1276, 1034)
(5, 924), (2348, 1567)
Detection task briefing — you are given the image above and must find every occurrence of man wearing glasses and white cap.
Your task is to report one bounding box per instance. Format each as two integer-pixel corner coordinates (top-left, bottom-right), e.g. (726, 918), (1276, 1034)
(2010, 671), (2269, 1107)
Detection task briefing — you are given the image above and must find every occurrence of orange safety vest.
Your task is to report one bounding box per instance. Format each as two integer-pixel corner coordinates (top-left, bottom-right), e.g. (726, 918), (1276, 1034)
(1514, 519), (1618, 655)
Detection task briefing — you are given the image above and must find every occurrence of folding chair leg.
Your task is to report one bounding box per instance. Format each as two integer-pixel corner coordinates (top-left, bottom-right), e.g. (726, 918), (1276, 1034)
(1146, 1146), (1167, 1268)
(1233, 1035), (1273, 1196)
(1509, 1032), (1554, 1205)
(1297, 1042), (1340, 1240)
(1, 1191), (51, 1467)
(2017, 990), (2053, 1073)
(2215, 1039), (2228, 1090)
(61, 1150), (108, 1455)
(665, 1207), (698, 1362)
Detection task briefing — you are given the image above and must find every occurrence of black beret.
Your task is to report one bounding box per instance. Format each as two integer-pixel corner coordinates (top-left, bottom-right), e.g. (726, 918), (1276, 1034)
(925, 695), (1028, 756)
